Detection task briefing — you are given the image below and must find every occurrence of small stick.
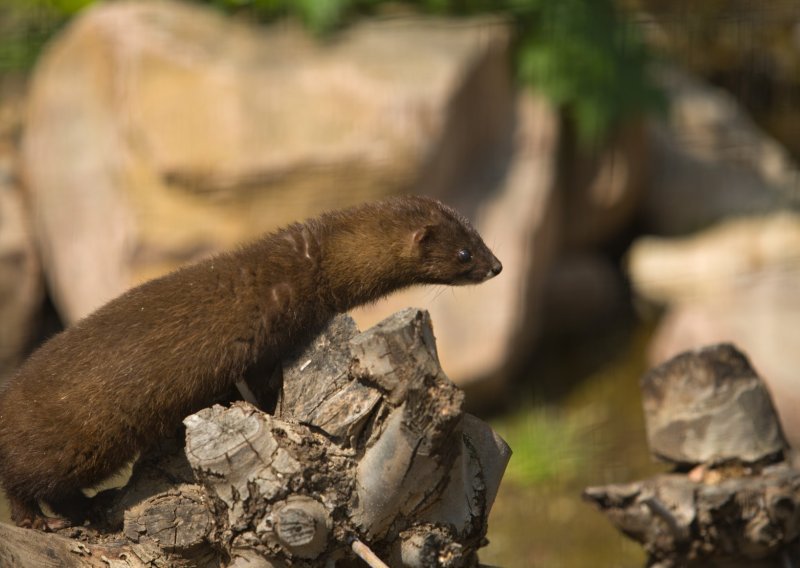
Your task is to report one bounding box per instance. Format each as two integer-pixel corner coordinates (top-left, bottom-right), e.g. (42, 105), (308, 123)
(351, 539), (390, 568)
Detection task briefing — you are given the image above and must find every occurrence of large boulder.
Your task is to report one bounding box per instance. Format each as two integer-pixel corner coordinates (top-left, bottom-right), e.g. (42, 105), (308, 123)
(643, 66), (800, 236)
(0, 80), (42, 379)
(22, 0), (558, 388)
(629, 213), (800, 304)
(352, 93), (560, 385)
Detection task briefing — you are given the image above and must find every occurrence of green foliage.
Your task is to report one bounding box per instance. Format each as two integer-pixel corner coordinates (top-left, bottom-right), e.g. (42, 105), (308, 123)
(510, 0), (664, 143)
(0, 0), (93, 71)
(197, 0), (667, 142)
(0, 0), (663, 142)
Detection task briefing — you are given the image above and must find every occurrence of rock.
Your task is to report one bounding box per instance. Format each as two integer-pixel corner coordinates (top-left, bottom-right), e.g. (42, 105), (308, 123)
(629, 213), (800, 451)
(647, 267), (800, 452)
(22, 0), (553, 390)
(643, 66), (800, 236)
(634, 1), (800, 158)
(352, 92), (561, 390)
(22, 0), (512, 324)
(640, 343), (787, 466)
(0, 80), (42, 379)
(540, 253), (627, 336)
(560, 119), (649, 249)
(0, 180), (42, 379)
(628, 213), (800, 305)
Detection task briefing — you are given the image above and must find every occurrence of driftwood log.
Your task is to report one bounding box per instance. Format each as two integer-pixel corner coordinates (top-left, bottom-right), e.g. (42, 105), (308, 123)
(0, 308), (510, 567)
(584, 463), (800, 568)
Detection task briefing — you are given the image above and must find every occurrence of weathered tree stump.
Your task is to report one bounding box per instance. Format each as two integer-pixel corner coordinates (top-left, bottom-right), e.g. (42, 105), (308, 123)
(0, 309), (510, 567)
(585, 343), (800, 567)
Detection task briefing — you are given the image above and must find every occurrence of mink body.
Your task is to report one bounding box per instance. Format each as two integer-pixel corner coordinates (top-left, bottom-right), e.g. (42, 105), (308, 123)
(0, 196), (501, 528)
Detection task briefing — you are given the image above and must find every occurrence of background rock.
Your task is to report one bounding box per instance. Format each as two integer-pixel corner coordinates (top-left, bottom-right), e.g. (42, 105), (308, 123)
(0, 80), (42, 379)
(629, 213), (800, 304)
(626, 0), (800, 159)
(22, 0), (556, 389)
(560, 120), (649, 250)
(352, 92), (561, 388)
(642, 66), (800, 236)
(629, 213), (800, 450)
(647, 268), (800, 453)
(23, 0), (512, 323)
(640, 343), (786, 466)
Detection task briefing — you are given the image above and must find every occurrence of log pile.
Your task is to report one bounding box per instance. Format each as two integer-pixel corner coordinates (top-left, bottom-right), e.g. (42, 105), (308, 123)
(0, 309), (510, 567)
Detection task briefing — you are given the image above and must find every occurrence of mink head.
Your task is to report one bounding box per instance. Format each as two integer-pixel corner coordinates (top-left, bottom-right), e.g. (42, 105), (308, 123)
(315, 195), (502, 310)
(405, 197), (502, 286)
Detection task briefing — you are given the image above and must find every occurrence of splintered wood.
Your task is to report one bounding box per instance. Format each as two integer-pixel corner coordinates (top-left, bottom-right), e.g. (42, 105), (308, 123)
(183, 309), (510, 566)
(0, 309), (510, 567)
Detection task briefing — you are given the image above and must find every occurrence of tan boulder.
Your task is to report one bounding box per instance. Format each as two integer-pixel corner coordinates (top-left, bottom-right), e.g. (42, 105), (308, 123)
(629, 213), (800, 304)
(23, 0), (512, 323)
(0, 81), (42, 378)
(352, 93), (560, 387)
(22, 0), (556, 388)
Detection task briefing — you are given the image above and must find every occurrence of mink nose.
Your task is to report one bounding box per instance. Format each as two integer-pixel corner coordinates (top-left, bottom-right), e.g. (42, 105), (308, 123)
(490, 259), (502, 276)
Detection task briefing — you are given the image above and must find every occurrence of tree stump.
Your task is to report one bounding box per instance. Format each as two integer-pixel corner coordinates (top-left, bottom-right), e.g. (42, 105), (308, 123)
(585, 343), (800, 567)
(0, 309), (510, 567)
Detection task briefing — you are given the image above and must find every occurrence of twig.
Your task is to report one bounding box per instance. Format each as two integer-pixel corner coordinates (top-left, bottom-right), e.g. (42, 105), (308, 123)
(351, 539), (390, 568)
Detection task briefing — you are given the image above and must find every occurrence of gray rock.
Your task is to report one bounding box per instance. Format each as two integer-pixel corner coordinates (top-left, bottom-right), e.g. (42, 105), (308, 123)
(629, 212), (800, 453)
(646, 266), (800, 455)
(641, 343), (787, 466)
(643, 65), (800, 236)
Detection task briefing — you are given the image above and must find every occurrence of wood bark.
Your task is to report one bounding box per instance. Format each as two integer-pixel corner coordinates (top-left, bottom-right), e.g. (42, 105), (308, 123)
(584, 463), (800, 567)
(586, 343), (800, 567)
(0, 309), (510, 567)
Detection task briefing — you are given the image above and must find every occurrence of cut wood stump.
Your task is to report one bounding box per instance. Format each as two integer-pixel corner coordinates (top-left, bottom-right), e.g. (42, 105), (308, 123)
(0, 309), (511, 567)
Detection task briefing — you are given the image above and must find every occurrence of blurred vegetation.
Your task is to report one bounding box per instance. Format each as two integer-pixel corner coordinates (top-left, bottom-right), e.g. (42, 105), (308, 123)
(492, 404), (597, 486)
(0, 0), (91, 70)
(0, 0), (662, 143)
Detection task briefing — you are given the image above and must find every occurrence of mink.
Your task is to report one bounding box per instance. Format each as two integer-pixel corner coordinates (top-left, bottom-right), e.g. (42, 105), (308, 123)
(0, 195), (501, 529)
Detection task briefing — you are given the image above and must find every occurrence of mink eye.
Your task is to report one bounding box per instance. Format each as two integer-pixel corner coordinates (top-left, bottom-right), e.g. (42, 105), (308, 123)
(457, 249), (472, 263)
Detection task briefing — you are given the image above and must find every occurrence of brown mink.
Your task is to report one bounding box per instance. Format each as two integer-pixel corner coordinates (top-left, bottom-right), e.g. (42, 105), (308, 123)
(0, 195), (501, 529)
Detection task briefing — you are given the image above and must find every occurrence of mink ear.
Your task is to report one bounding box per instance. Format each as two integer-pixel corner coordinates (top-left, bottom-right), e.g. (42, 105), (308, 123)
(409, 225), (434, 256)
(411, 225), (434, 246)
